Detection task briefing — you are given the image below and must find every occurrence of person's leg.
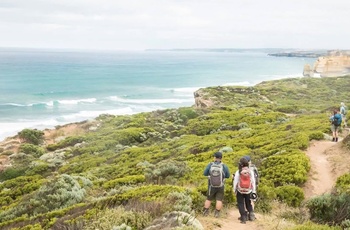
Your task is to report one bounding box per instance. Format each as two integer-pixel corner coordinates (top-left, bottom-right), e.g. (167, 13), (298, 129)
(331, 125), (336, 141)
(215, 187), (224, 210)
(204, 199), (211, 209)
(213, 187), (224, 217)
(335, 127), (339, 142)
(244, 194), (256, 221)
(203, 187), (214, 215)
(237, 192), (247, 223)
(215, 200), (223, 210)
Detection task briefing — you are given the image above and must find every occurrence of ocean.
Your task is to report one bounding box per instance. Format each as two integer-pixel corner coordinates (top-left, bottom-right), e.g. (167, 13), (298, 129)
(0, 48), (316, 141)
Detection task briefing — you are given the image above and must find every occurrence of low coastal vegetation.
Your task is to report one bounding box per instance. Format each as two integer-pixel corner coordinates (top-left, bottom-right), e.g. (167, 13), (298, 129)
(0, 76), (350, 229)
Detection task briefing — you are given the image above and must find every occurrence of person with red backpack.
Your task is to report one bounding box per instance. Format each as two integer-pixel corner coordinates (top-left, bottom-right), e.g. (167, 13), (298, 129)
(233, 157), (257, 224)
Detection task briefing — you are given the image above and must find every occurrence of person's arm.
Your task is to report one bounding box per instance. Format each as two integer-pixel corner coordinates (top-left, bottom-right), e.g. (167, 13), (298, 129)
(233, 171), (239, 192)
(224, 164), (230, 179)
(203, 163), (211, 176)
(250, 169), (256, 193)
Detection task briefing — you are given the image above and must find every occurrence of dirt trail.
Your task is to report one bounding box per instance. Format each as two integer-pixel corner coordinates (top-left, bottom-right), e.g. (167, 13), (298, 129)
(197, 208), (262, 230)
(303, 140), (338, 198)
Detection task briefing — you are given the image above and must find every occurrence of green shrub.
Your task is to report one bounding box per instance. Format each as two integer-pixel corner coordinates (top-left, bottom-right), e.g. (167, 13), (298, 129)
(18, 129), (44, 145)
(25, 163), (50, 176)
(0, 167), (26, 181)
(275, 185), (304, 207)
(276, 105), (299, 113)
(46, 136), (85, 151)
(260, 151), (310, 186)
(254, 180), (276, 213)
(288, 221), (342, 230)
(335, 173), (350, 193)
(103, 175), (145, 189)
(167, 191), (193, 213)
(307, 193), (350, 225)
(30, 174), (87, 215)
(137, 160), (191, 185)
(19, 144), (45, 157)
(308, 131), (324, 141)
(78, 207), (151, 230)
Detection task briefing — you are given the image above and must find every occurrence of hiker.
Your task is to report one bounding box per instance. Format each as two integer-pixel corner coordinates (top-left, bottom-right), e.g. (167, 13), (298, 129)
(243, 155), (259, 208)
(340, 102), (347, 127)
(233, 157), (256, 224)
(203, 151), (230, 218)
(330, 109), (342, 142)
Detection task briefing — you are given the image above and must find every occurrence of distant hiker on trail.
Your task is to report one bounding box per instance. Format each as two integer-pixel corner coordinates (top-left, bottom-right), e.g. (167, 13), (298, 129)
(330, 109), (342, 142)
(203, 151), (230, 218)
(233, 157), (256, 224)
(340, 102), (347, 127)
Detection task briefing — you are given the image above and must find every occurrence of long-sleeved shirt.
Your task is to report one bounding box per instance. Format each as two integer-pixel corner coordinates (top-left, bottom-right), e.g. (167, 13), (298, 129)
(233, 168), (256, 193)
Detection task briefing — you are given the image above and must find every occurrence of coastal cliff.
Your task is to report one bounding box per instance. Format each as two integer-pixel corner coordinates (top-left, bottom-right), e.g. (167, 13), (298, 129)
(303, 50), (350, 77)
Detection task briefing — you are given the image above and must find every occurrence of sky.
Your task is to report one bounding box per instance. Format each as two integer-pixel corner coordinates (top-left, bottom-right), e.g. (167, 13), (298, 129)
(0, 0), (349, 51)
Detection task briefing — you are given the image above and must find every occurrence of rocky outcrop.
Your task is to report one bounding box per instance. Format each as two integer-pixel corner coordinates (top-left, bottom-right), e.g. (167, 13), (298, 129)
(194, 89), (215, 108)
(303, 64), (314, 77)
(303, 50), (350, 77)
(313, 51), (350, 77)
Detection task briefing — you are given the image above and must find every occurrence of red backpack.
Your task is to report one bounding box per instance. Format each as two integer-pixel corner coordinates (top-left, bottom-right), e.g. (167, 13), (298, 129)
(237, 166), (253, 194)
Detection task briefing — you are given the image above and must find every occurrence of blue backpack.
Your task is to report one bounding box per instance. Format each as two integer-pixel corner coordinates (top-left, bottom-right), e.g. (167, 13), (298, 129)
(332, 114), (342, 126)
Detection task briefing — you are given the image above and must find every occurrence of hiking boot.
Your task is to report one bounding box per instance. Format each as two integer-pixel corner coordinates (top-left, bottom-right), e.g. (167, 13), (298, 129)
(336, 137), (338, 142)
(240, 215), (247, 224)
(238, 211), (248, 220)
(332, 137), (335, 142)
(202, 208), (209, 216)
(248, 212), (256, 221)
(214, 209), (220, 218)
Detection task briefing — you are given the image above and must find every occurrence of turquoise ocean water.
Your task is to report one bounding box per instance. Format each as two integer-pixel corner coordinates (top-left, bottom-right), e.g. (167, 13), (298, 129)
(0, 48), (316, 141)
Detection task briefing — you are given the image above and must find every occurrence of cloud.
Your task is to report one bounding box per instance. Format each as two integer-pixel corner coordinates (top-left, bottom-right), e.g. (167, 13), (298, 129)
(0, 0), (349, 50)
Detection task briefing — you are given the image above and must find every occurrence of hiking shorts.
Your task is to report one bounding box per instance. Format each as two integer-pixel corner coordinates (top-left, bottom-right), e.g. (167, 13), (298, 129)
(331, 124), (340, 132)
(207, 186), (225, 201)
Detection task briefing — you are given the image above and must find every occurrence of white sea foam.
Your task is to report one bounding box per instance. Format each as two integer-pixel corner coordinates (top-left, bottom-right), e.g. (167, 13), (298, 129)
(57, 98), (97, 105)
(2, 103), (27, 107)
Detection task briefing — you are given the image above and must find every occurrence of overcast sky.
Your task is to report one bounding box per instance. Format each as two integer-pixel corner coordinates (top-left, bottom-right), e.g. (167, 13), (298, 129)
(0, 0), (349, 50)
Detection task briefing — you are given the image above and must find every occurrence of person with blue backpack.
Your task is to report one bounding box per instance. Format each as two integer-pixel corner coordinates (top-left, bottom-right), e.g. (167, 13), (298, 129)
(330, 109), (342, 142)
(202, 151), (230, 218)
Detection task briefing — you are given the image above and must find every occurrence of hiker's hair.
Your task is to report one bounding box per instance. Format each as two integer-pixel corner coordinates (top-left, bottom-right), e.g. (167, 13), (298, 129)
(238, 157), (249, 172)
(334, 110), (338, 115)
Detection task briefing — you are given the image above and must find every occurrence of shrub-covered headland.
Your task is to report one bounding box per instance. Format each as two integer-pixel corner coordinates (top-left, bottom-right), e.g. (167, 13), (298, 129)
(0, 76), (350, 229)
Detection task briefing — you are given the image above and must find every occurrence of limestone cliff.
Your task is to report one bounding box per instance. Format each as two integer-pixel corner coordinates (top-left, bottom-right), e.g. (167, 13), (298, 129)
(309, 50), (350, 77)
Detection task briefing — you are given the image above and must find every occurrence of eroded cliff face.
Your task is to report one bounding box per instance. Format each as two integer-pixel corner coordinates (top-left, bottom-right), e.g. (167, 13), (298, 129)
(194, 89), (214, 108)
(309, 51), (350, 77)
